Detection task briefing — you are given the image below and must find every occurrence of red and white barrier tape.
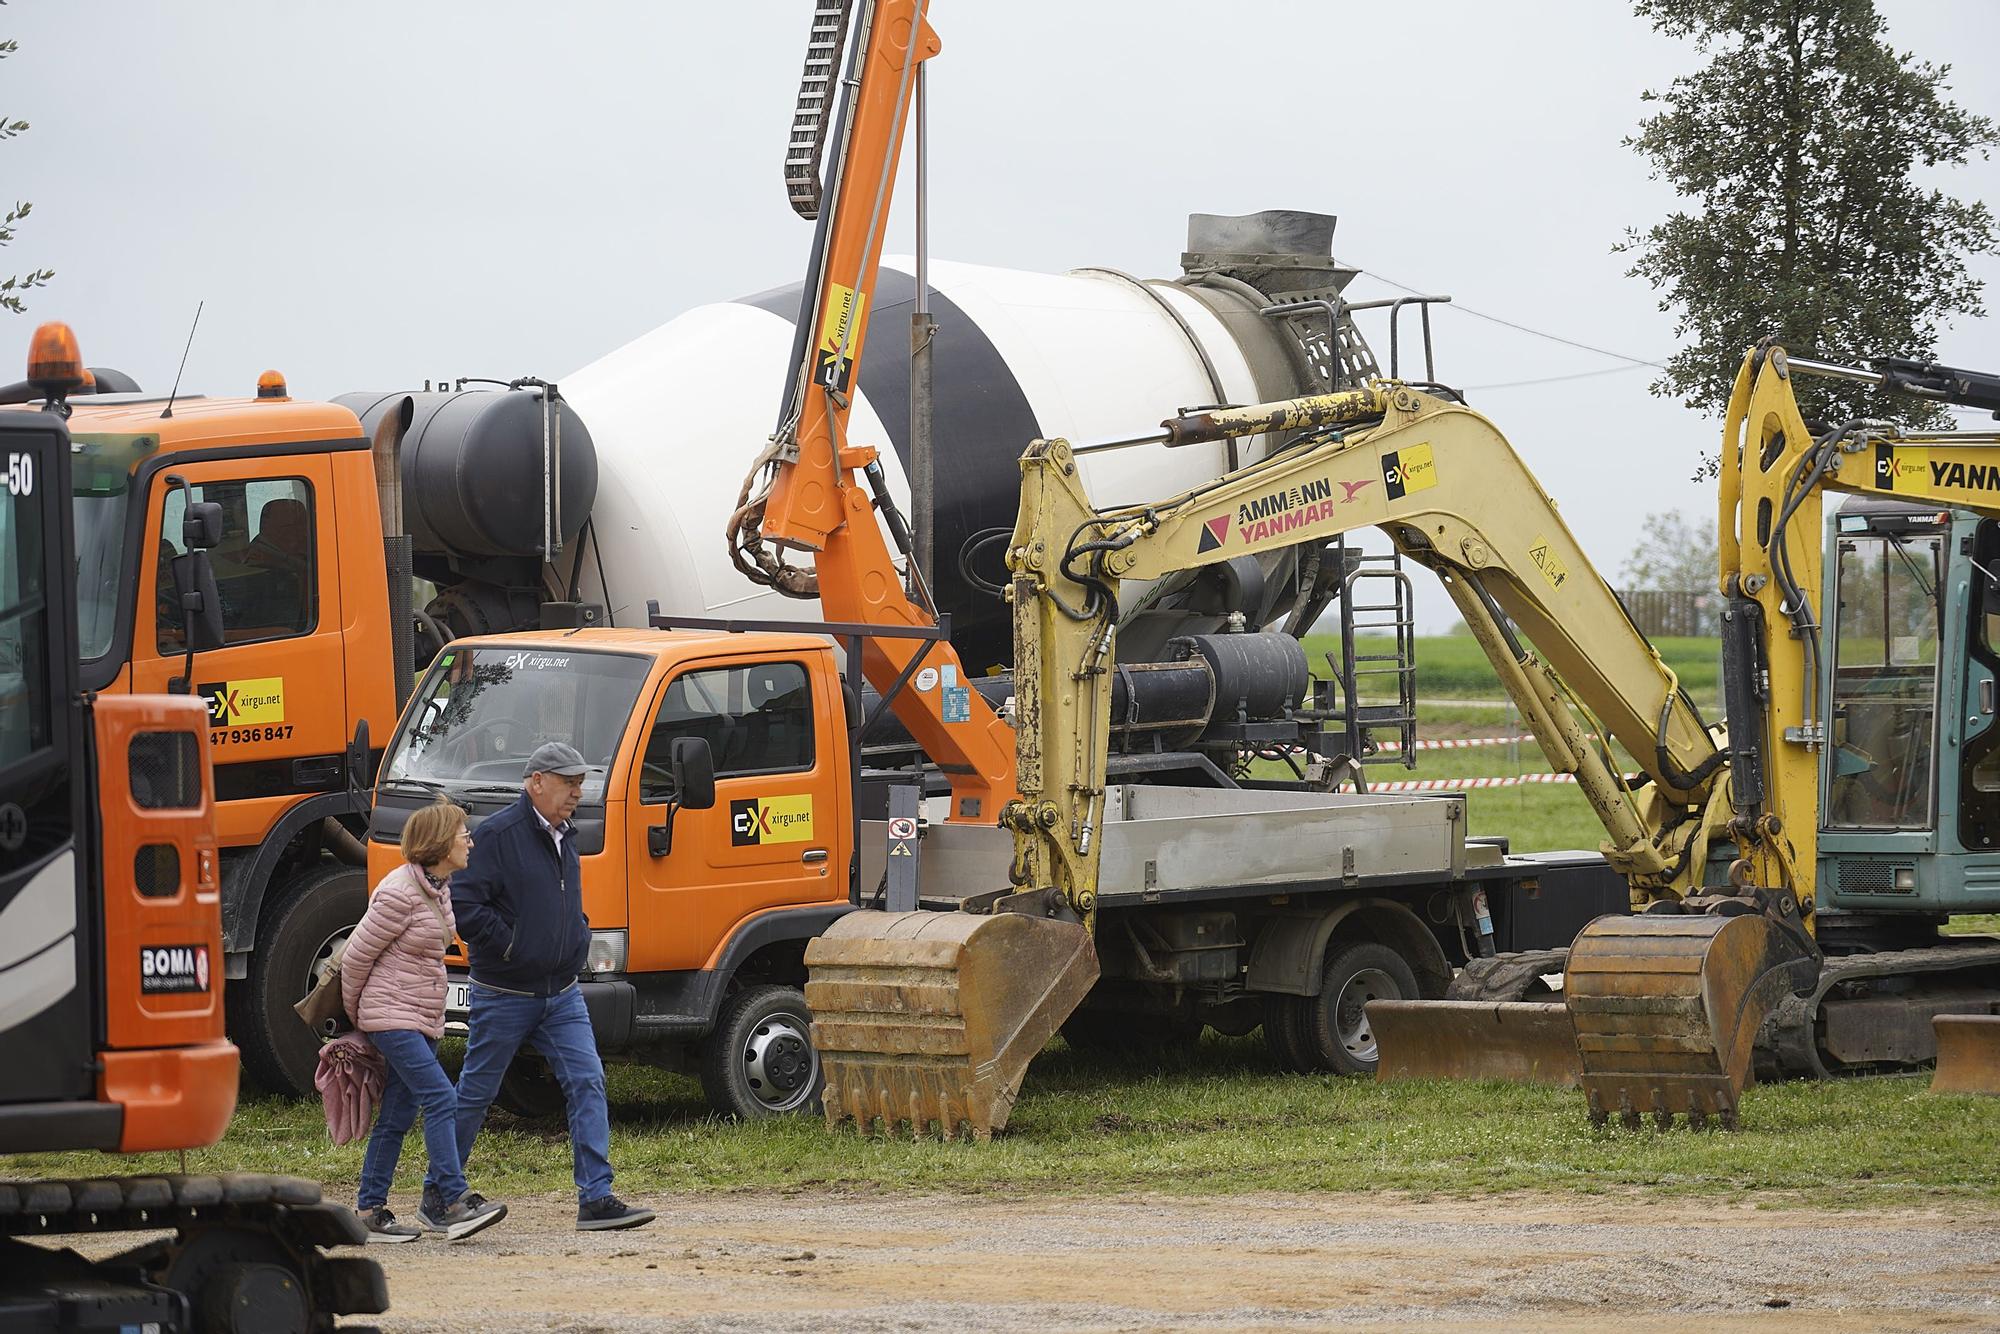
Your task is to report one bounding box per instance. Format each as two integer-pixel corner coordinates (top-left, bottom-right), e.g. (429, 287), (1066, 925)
(1377, 733), (1604, 753)
(1368, 772), (1578, 792)
(1378, 733), (1534, 752)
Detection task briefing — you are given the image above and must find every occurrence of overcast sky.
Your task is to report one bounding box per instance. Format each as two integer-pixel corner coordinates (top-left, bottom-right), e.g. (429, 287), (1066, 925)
(8, 1), (2000, 631)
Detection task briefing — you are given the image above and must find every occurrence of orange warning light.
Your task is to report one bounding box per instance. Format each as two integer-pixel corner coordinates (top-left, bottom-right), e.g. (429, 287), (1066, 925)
(27, 321), (86, 394)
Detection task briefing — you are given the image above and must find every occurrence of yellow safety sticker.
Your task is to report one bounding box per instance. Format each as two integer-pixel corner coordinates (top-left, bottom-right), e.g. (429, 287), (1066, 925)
(816, 282), (866, 392)
(1381, 442), (1437, 499)
(730, 794), (815, 847)
(1525, 535), (1570, 592)
(198, 676), (285, 728)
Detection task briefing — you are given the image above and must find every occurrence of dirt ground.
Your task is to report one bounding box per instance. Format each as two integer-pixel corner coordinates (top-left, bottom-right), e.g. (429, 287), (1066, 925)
(353, 1189), (2000, 1333)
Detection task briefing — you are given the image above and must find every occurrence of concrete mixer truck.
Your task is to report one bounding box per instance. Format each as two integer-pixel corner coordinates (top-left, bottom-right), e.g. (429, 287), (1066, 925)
(355, 0), (1625, 1129)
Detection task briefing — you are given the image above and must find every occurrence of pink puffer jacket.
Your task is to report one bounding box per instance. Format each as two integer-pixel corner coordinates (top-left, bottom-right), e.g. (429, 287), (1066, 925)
(342, 862), (456, 1039)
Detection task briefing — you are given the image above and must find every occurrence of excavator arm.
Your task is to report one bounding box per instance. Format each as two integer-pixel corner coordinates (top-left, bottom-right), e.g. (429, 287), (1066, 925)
(1005, 383), (1731, 922)
(730, 0), (1017, 824)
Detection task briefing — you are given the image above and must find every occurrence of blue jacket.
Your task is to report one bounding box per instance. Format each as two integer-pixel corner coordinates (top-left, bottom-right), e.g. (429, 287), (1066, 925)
(451, 793), (589, 996)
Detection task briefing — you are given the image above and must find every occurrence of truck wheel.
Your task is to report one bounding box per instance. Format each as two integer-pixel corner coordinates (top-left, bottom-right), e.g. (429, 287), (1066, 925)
(238, 861), (367, 1098)
(699, 985), (821, 1119)
(1302, 941), (1419, 1076)
(1262, 994), (1317, 1074)
(493, 1053), (567, 1121)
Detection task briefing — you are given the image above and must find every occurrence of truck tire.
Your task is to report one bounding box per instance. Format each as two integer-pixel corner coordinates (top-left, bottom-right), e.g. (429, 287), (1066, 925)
(493, 1053), (567, 1121)
(1301, 941), (1419, 1076)
(237, 861), (367, 1098)
(1262, 994), (1317, 1074)
(699, 985), (822, 1119)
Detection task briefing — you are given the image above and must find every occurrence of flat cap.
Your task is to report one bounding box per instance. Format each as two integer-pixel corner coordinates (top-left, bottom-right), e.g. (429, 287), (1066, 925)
(524, 740), (590, 777)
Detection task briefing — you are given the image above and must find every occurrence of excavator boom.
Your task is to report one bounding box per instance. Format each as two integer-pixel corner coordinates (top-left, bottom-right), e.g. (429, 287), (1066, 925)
(739, 1), (1095, 1138)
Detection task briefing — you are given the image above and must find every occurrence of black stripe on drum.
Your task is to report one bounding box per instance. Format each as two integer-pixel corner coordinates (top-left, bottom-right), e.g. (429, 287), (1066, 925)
(738, 270), (1041, 675)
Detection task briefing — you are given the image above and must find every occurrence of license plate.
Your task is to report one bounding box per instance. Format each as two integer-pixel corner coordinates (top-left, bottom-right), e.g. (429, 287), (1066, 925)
(445, 980), (470, 1016)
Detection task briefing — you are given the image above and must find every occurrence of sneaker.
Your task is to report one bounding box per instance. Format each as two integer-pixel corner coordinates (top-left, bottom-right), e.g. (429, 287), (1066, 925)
(357, 1206), (422, 1244)
(432, 1192), (508, 1242)
(576, 1195), (655, 1232)
(416, 1185), (448, 1233)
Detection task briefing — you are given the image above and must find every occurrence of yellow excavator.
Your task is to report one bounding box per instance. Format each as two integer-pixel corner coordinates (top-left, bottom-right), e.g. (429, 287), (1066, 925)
(738, 0), (2000, 1130)
(995, 344), (2000, 1127)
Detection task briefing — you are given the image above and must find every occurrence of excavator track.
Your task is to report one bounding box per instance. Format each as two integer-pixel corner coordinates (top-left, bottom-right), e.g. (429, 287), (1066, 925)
(1567, 914), (1816, 1129)
(1758, 940), (2000, 1080)
(0, 1172), (386, 1331)
(804, 909), (1098, 1139)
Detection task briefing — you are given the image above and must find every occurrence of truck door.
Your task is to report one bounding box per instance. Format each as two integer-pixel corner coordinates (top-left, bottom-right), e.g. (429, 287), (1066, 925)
(131, 456), (347, 850)
(624, 654), (846, 974)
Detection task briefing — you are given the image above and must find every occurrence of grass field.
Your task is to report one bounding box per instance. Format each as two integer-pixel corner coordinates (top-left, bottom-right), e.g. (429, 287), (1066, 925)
(19, 1038), (2000, 1207)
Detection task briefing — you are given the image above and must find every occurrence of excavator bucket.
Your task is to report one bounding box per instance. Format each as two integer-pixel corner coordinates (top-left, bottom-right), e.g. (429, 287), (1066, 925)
(1566, 913), (1815, 1129)
(1930, 1015), (2000, 1095)
(1368, 1000), (1581, 1087)
(804, 909), (1099, 1139)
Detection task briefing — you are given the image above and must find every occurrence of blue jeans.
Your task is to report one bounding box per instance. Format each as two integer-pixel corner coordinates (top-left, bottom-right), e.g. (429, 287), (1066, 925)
(356, 1029), (468, 1211)
(437, 983), (613, 1204)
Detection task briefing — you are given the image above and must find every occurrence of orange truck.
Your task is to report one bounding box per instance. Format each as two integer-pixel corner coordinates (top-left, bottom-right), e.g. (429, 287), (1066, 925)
(29, 329), (596, 1098)
(0, 337), (384, 1329)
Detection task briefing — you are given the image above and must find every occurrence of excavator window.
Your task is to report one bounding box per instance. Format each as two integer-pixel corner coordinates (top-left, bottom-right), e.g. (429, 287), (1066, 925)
(1826, 528), (1942, 830)
(0, 465), (50, 770)
(1959, 521), (2000, 848)
(639, 661), (815, 802)
(155, 479), (317, 652)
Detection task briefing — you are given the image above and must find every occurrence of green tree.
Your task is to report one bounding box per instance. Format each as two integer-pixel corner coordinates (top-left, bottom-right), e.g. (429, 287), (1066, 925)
(0, 5), (50, 314)
(1620, 0), (1995, 469)
(1619, 510), (1711, 593)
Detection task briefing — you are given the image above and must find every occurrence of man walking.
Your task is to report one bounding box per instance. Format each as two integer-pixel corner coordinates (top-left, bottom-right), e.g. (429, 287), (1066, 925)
(427, 741), (655, 1232)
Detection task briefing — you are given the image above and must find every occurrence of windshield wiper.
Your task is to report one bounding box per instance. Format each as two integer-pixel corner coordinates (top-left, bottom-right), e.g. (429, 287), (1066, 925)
(378, 778), (449, 799)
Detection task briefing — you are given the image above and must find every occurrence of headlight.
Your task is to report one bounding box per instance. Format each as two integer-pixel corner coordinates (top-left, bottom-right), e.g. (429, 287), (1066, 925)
(586, 929), (627, 975)
(1893, 867), (1917, 893)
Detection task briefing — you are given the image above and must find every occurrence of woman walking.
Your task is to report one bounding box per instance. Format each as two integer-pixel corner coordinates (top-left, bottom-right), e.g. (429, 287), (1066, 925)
(342, 797), (507, 1242)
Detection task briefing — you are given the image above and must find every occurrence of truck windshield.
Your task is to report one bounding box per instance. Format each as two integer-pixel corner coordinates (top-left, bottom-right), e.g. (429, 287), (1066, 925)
(0, 465), (49, 769)
(383, 645), (650, 805)
(70, 433), (159, 662)
(1826, 528), (1942, 829)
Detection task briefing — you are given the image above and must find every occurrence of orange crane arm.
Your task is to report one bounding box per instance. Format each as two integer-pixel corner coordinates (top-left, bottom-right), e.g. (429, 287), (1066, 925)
(753, 0), (1016, 823)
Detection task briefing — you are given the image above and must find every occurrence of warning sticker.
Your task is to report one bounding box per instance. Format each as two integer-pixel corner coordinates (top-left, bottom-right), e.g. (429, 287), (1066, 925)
(1380, 443), (1437, 499)
(816, 282), (866, 392)
(730, 794), (815, 846)
(1525, 534), (1571, 592)
(198, 676), (285, 728)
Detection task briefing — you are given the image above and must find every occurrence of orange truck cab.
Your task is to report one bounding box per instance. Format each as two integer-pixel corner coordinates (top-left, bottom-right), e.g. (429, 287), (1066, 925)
(366, 628), (855, 1117)
(14, 325), (597, 1103)
(56, 384), (401, 1097)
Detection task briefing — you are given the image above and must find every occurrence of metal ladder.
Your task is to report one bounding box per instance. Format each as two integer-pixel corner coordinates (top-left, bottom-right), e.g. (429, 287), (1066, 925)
(1332, 538), (1419, 772)
(785, 1), (855, 220)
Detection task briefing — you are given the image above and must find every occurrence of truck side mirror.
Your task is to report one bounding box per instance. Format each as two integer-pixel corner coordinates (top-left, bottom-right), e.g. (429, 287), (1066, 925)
(647, 737), (716, 858)
(670, 736), (716, 810)
(172, 551), (225, 652)
(167, 549), (225, 696)
(182, 499), (224, 550)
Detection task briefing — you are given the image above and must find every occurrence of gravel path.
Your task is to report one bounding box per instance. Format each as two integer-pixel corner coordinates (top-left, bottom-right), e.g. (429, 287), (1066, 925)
(356, 1189), (2000, 1332)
